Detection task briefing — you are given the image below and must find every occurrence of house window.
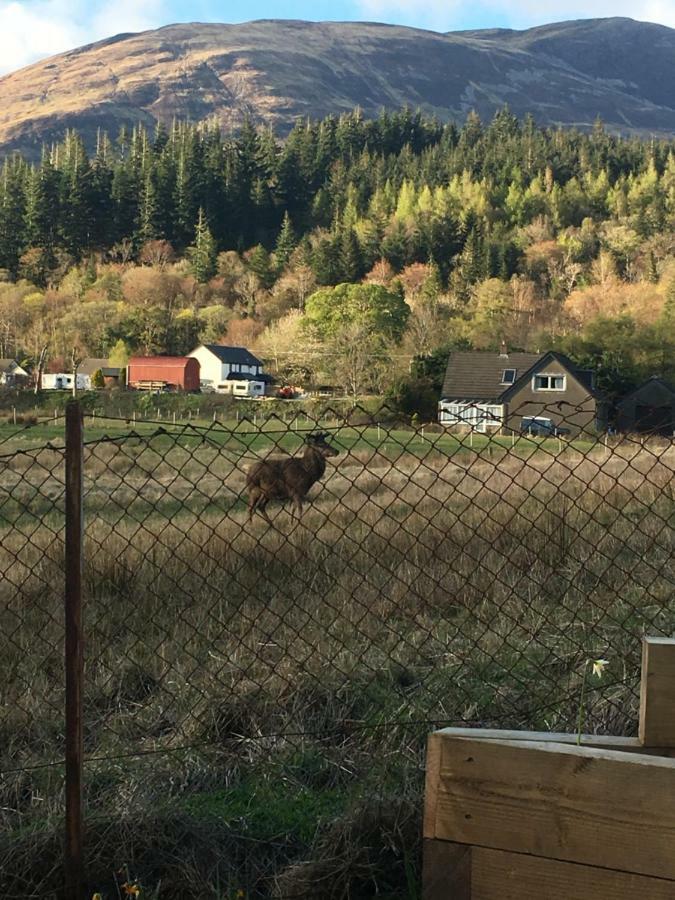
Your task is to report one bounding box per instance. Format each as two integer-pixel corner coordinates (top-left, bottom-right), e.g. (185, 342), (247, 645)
(440, 403), (463, 423)
(501, 369), (516, 385)
(533, 373), (566, 391)
(440, 403), (503, 429)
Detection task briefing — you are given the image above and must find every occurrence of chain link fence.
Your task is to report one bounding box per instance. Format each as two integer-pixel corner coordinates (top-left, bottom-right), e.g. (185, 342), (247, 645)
(1, 401), (674, 898)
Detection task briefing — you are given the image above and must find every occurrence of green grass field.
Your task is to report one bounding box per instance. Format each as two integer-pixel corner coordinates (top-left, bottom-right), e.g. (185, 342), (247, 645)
(0, 417), (673, 898)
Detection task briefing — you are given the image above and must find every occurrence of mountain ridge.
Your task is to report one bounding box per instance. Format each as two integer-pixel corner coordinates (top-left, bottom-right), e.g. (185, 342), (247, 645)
(1, 17), (674, 158)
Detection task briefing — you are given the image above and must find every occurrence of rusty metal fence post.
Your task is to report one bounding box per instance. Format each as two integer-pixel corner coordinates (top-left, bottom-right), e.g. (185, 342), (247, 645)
(64, 401), (84, 899)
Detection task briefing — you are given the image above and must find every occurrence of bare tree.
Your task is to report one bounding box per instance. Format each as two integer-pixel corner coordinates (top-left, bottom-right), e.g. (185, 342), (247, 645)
(34, 345), (48, 395)
(70, 347), (84, 398)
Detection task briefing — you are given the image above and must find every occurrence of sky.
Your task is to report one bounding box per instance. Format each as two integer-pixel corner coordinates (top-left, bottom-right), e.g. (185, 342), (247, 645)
(1, 0), (674, 75)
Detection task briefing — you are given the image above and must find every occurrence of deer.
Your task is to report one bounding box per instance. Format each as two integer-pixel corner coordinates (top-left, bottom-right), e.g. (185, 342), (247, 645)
(246, 431), (339, 523)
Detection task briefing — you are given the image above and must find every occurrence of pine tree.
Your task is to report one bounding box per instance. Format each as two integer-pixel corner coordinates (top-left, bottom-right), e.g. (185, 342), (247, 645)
(339, 227), (364, 282)
(274, 212), (296, 271)
(0, 158), (27, 274)
(422, 260), (443, 300)
(188, 208), (217, 283)
(311, 235), (341, 286)
(111, 158), (140, 245)
(58, 131), (92, 257)
(139, 170), (160, 244)
(25, 155), (59, 251)
(246, 244), (274, 289)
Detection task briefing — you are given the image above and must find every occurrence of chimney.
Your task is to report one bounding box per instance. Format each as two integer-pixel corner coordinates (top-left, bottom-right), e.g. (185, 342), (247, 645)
(499, 341), (508, 358)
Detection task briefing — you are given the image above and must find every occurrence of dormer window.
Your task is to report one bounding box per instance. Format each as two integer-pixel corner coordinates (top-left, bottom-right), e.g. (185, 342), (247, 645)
(501, 368), (517, 385)
(533, 373), (566, 391)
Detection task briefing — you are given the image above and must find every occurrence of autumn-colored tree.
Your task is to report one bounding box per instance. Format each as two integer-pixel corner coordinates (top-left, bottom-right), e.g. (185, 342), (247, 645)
(139, 240), (175, 268)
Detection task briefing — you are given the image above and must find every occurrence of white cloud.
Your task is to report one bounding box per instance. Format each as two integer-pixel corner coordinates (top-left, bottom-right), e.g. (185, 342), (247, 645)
(0, 0), (166, 75)
(357, 0), (675, 30)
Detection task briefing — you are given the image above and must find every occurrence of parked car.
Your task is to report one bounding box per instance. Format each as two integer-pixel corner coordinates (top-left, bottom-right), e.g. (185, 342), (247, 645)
(520, 417), (571, 437)
(277, 386), (297, 400)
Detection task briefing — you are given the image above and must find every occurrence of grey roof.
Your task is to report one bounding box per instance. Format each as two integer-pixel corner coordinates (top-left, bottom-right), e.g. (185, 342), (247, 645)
(441, 352), (542, 401)
(617, 376), (675, 405)
(0, 358), (25, 372)
(79, 358), (121, 376)
(201, 344), (263, 367)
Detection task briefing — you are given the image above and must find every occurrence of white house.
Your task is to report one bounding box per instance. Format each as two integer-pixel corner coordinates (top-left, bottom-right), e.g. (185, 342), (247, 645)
(188, 344), (269, 398)
(41, 372), (89, 391)
(0, 359), (29, 386)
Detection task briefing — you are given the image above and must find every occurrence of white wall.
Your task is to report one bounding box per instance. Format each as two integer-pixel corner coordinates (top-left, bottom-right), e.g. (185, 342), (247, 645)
(188, 346), (226, 386)
(188, 346), (265, 388)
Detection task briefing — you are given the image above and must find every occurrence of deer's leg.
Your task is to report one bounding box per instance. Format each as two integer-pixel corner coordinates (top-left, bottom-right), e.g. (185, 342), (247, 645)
(247, 490), (260, 521)
(259, 497), (273, 526)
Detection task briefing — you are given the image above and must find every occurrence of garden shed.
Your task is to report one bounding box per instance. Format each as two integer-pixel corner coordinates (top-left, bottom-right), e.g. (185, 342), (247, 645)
(616, 377), (675, 436)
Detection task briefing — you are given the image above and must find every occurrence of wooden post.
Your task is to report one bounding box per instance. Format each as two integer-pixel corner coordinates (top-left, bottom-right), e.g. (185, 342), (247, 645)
(64, 401), (84, 900)
(12, 406), (16, 425)
(639, 637), (675, 747)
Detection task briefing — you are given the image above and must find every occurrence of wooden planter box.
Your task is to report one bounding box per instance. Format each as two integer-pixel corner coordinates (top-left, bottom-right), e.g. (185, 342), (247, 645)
(423, 638), (675, 899)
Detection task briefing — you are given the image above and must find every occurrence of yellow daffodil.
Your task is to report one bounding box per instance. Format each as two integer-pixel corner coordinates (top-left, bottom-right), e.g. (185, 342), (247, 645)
(592, 658), (609, 678)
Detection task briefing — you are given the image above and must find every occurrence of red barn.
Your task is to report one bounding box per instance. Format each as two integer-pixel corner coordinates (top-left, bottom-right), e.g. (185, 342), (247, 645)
(127, 357), (200, 392)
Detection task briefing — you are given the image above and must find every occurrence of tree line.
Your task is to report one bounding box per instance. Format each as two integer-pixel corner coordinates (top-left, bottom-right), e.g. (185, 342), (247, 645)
(0, 107), (673, 405)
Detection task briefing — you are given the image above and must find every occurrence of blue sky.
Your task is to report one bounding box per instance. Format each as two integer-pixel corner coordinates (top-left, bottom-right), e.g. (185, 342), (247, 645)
(1, 0), (674, 74)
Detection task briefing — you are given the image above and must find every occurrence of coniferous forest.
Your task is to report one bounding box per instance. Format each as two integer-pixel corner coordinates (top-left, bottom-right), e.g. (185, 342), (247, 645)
(1, 107), (674, 404)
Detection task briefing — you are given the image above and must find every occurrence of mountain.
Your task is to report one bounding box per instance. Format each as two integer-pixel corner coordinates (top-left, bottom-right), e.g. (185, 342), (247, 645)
(1, 17), (674, 158)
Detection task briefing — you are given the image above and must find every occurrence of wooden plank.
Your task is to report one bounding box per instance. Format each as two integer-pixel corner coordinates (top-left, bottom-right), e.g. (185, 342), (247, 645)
(471, 848), (675, 899)
(424, 733), (443, 838)
(640, 637), (675, 748)
(432, 727), (675, 757)
(430, 736), (675, 879)
(423, 840), (471, 900)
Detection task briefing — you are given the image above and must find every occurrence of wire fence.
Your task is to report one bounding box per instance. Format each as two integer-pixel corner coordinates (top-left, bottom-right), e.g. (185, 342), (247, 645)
(1, 400), (674, 899)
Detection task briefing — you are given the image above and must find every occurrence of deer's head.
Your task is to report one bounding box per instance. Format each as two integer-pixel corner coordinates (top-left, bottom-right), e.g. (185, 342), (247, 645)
(305, 432), (339, 458)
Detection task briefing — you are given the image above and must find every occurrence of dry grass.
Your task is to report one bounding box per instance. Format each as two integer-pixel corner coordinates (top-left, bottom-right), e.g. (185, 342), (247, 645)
(1, 431), (674, 897)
